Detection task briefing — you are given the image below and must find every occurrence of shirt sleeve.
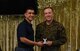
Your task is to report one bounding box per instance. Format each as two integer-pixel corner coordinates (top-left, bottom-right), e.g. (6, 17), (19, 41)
(17, 24), (27, 38)
(52, 25), (67, 46)
(35, 25), (42, 41)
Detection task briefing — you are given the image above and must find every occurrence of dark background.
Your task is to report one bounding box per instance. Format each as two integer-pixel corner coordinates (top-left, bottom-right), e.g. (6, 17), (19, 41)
(0, 0), (38, 15)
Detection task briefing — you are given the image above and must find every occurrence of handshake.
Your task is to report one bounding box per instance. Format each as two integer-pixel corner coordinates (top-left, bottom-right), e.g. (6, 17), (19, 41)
(36, 38), (53, 47)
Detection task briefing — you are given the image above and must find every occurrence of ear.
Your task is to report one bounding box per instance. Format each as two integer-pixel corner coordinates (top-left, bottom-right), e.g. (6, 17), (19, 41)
(24, 13), (27, 18)
(24, 13), (26, 16)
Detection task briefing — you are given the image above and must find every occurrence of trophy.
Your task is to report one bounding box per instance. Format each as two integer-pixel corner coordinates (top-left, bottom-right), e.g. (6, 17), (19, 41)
(42, 34), (47, 44)
(43, 38), (47, 44)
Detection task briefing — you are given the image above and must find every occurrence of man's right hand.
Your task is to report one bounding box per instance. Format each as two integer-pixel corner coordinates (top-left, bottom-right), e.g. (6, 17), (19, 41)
(37, 41), (43, 47)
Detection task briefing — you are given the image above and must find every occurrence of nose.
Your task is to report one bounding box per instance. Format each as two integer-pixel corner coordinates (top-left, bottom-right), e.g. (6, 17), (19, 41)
(30, 13), (35, 17)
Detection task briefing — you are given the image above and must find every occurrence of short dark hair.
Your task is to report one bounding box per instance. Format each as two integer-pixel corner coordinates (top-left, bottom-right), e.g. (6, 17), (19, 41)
(43, 7), (54, 11)
(23, 7), (35, 14)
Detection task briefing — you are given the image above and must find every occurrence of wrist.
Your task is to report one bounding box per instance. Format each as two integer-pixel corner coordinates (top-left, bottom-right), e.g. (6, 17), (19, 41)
(33, 41), (38, 45)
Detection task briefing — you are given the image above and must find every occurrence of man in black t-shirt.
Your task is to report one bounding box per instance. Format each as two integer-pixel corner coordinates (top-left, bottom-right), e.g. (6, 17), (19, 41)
(16, 7), (43, 51)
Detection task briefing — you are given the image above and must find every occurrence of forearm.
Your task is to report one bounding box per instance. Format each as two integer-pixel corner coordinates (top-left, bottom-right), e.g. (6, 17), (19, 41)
(52, 38), (67, 46)
(20, 37), (37, 45)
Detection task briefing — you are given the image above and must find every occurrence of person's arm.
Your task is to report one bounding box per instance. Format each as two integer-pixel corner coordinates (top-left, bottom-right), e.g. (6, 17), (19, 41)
(46, 25), (67, 46)
(35, 25), (44, 46)
(52, 25), (67, 46)
(20, 37), (37, 45)
(20, 37), (43, 47)
(19, 35), (43, 46)
(35, 25), (43, 42)
(17, 24), (43, 46)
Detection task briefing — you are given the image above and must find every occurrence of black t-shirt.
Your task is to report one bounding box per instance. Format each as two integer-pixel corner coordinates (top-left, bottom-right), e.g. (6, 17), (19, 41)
(17, 19), (34, 48)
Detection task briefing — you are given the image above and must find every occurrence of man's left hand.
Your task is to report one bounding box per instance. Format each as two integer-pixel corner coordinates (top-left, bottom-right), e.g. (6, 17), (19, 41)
(46, 41), (52, 46)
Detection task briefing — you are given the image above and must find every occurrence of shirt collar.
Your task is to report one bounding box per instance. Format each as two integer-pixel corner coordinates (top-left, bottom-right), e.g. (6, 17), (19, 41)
(24, 19), (32, 26)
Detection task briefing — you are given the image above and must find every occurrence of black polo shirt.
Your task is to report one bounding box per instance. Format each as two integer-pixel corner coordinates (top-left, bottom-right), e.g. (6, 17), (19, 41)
(17, 19), (34, 48)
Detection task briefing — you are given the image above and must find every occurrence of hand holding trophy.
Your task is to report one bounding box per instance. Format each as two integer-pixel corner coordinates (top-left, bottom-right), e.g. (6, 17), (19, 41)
(42, 34), (47, 44)
(43, 38), (47, 44)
